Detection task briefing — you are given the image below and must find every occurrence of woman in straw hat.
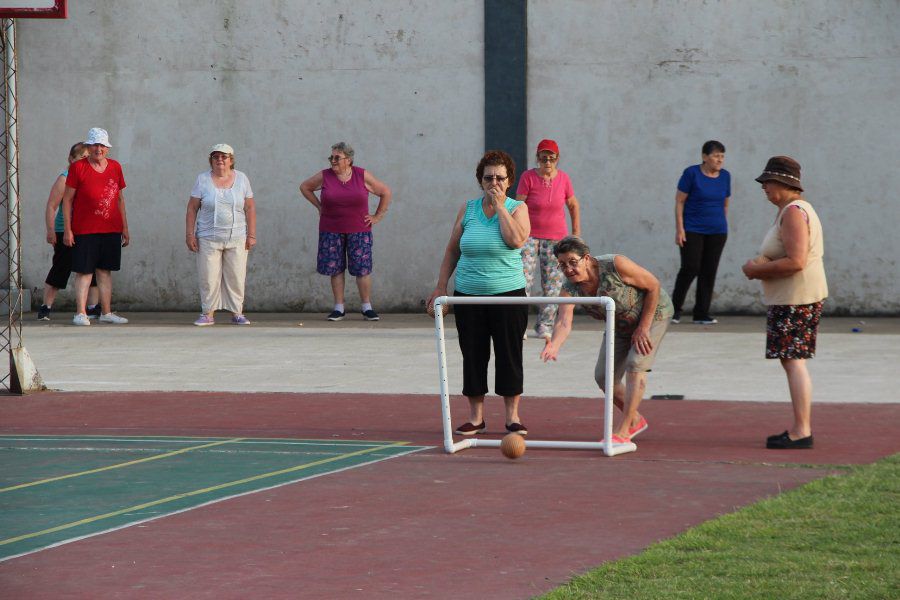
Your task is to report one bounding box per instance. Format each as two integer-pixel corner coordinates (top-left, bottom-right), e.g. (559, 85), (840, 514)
(742, 156), (827, 449)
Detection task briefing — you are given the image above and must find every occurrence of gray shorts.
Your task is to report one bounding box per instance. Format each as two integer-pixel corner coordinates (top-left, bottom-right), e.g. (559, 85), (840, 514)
(593, 318), (669, 390)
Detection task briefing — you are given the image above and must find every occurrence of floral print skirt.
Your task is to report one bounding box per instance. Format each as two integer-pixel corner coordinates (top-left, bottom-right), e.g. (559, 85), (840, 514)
(766, 301), (823, 359)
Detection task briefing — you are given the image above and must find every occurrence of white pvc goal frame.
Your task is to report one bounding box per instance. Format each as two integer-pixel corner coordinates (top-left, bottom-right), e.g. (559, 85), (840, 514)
(432, 295), (637, 457)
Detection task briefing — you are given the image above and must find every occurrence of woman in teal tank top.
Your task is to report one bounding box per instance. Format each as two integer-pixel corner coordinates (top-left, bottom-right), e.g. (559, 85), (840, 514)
(39, 143), (99, 321)
(427, 151), (532, 437)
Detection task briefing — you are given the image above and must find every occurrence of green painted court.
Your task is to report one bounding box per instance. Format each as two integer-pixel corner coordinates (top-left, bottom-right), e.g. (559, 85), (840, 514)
(0, 435), (429, 561)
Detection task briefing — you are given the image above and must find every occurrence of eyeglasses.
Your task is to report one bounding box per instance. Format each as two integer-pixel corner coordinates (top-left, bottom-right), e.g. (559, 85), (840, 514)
(481, 175), (508, 182)
(327, 155), (346, 163)
(538, 155), (558, 163)
(557, 256), (584, 270)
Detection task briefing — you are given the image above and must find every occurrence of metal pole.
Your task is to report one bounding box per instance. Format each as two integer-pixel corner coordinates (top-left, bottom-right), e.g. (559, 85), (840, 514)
(1, 18), (41, 393)
(4, 19), (16, 281)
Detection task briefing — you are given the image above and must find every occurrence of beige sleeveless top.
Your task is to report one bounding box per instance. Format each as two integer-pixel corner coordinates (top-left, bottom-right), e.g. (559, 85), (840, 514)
(758, 199), (828, 306)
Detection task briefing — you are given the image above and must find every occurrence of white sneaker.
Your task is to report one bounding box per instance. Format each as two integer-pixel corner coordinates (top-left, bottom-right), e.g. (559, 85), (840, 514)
(99, 312), (129, 324)
(72, 313), (91, 326)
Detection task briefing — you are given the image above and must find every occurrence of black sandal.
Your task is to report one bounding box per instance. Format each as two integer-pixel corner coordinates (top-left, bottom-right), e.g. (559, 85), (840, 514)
(766, 431), (813, 449)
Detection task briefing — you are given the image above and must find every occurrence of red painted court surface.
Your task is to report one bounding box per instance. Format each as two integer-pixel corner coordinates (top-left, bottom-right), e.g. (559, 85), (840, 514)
(1, 391), (898, 599)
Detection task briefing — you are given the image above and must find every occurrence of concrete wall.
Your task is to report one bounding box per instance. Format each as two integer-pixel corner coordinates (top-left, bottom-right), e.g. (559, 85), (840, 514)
(17, 0), (900, 313)
(18, 0), (485, 311)
(526, 0), (900, 314)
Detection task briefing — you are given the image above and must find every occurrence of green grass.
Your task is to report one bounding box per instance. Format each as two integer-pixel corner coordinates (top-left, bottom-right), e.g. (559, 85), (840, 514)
(542, 454), (899, 600)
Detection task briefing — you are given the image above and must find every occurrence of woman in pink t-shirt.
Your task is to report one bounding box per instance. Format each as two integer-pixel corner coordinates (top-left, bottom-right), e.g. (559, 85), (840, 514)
(299, 142), (392, 321)
(515, 139), (581, 339)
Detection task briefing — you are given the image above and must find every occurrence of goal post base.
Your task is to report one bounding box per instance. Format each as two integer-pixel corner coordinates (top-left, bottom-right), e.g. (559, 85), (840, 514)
(448, 438), (637, 456)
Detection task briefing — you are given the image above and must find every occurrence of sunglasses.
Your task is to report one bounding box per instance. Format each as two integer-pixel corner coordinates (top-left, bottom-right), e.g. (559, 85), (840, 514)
(538, 155), (558, 163)
(482, 175), (508, 182)
(327, 155), (347, 163)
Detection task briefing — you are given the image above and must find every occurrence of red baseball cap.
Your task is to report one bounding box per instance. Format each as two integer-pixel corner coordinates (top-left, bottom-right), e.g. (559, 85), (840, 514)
(536, 139), (559, 155)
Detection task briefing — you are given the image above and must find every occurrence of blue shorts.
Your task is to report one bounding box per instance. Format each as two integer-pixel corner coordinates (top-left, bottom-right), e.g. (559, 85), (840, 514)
(316, 231), (373, 277)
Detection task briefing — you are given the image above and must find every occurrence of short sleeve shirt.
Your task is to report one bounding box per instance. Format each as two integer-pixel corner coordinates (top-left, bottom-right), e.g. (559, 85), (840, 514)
(65, 158), (126, 235)
(677, 165), (730, 235)
(515, 169), (574, 240)
(190, 170), (254, 239)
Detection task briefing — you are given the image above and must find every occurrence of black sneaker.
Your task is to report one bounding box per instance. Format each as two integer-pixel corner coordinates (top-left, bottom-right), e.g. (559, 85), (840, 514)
(671, 311), (681, 324)
(326, 310), (345, 321)
(361, 309), (380, 321)
(86, 304), (102, 320)
(455, 421), (486, 436)
(37, 305), (51, 321)
(505, 422), (528, 436)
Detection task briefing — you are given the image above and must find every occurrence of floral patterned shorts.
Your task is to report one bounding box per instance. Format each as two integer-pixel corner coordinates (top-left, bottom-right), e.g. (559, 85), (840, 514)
(316, 231), (373, 277)
(766, 302), (823, 359)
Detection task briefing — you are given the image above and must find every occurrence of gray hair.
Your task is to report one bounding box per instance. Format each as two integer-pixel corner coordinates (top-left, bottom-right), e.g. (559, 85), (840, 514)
(553, 235), (591, 258)
(331, 142), (355, 163)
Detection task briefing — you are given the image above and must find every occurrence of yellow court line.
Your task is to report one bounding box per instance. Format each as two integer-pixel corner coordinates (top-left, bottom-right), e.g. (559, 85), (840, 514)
(0, 441), (409, 547)
(0, 438), (245, 493)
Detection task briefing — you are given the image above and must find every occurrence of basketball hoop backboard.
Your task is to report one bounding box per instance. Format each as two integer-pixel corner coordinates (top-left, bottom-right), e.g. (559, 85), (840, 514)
(0, 0), (67, 18)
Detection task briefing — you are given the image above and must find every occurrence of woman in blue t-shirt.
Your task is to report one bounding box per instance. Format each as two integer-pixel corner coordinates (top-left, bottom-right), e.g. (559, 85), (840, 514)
(671, 140), (730, 324)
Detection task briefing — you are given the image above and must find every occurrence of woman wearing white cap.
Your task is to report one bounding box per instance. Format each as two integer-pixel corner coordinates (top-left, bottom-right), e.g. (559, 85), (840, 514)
(62, 127), (131, 325)
(185, 144), (257, 325)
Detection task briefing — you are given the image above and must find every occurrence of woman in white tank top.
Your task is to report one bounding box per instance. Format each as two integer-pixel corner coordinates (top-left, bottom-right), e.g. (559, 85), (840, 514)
(742, 156), (827, 450)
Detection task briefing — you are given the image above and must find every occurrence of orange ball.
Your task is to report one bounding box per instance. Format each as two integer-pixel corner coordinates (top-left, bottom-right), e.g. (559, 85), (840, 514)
(500, 433), (526, 459)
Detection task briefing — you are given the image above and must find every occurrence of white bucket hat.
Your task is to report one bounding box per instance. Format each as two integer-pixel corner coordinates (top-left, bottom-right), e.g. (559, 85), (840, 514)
(210, 143), (234, 156)
(85, 127), (111, 147)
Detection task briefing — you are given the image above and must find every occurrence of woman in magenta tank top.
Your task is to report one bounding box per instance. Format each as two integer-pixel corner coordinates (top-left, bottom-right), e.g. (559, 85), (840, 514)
(299, 142), (392, 321)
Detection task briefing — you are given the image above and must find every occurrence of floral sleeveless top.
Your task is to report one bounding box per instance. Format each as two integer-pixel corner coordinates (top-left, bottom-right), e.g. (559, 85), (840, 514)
(562, 254), (674, 334)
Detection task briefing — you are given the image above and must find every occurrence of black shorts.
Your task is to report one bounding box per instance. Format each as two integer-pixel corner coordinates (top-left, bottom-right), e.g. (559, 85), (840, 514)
(71, 233), (122, 274)
(45, 233), (98, 289)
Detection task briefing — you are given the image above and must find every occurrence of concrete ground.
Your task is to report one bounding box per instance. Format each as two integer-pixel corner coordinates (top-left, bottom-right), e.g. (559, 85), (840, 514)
(3, 313), (898, 598)
(18, 313), (900, 404)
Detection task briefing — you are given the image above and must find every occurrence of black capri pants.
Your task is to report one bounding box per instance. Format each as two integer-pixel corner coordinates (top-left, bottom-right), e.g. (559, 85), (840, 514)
(453, 288), (528, 397)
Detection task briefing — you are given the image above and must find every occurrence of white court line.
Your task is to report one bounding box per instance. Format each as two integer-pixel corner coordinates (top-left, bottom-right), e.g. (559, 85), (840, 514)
(0, 436), (406, 447)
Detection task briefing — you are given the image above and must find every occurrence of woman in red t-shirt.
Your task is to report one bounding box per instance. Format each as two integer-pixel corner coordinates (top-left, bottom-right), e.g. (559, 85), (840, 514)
(61, 127), (130, 326)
